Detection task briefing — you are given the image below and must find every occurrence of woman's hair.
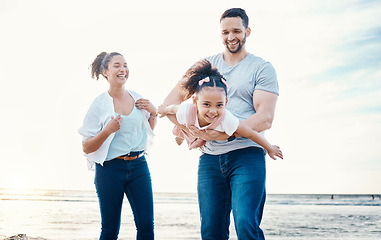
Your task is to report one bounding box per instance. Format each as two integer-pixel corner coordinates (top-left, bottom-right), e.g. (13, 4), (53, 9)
(182, 59), (228, 98)
(90, 52), (122, 80)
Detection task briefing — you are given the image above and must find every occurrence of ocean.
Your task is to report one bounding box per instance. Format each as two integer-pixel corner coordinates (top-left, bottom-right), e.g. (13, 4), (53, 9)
(0, 189), (380, 240)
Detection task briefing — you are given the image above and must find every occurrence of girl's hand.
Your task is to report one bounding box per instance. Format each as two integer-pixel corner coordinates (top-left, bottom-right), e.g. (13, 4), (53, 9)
(158, 104), (167, 118)
(268, 145), (283, 160)
(136, 99), (157, 117)
(158, 104), (179, 118)
(104, 115), (123, 134)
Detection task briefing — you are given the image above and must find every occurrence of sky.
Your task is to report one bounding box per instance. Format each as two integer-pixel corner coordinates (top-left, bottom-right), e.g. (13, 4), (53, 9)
(0, 0), (380, 194)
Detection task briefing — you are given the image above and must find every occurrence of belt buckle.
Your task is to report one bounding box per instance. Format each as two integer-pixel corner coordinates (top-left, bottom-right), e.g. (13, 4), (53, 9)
(121, 151), (143, 161)
(128, 151), (139, 157)
(126, 152), (139, 160)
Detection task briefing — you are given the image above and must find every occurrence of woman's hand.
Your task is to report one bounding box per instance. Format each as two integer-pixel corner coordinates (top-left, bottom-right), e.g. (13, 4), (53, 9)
(136, 98), (158, 130)
(82, 115), (122, 154)
(268, 145), (283, 160)
(104, 115), (123, 134)
(136, 99), (157, 117)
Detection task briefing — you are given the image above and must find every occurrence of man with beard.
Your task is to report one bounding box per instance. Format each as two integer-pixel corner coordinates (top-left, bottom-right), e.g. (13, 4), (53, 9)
(160, 8), (279, 240)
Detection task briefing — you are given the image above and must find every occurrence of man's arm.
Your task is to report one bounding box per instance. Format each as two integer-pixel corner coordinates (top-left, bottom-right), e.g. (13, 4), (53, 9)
(161, 79), (190, 107)
(244, 90), (278, 132)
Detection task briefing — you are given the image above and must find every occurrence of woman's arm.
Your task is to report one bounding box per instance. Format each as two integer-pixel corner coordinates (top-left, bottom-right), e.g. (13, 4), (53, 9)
(82, 115), (122, 154)
(148, 113), (158, 131)
(235, 121), (283, 160)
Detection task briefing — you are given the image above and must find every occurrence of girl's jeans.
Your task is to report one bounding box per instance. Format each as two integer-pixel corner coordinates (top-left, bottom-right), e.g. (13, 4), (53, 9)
(95, 156), (154, 240)
(198, 147), (266, 240)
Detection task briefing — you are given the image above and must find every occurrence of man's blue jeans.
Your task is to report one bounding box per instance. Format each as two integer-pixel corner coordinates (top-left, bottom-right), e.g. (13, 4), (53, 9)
(198, 147), (266, 240)
(95, 156), (154, 240)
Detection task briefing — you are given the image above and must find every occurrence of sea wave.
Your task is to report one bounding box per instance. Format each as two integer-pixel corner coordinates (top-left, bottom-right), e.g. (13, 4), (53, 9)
(0, 189), (380, 206)
(266, 194), (381, 206)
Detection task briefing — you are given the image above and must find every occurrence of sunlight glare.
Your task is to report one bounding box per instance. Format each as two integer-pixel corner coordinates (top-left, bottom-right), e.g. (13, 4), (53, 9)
(5, 175), (32, 194)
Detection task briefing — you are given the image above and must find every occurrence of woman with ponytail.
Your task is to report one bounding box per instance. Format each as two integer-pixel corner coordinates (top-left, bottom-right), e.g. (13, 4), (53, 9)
(79, 52), (156, 240)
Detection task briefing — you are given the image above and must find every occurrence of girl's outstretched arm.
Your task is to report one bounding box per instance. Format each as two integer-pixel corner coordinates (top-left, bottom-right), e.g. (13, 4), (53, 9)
(158, 104), (179, 118)
(158, 104), (193, 136)
(235, 122), (283, 160)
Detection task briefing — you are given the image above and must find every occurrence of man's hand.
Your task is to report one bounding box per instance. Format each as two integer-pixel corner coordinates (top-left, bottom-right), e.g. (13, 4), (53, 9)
(188, 125), (229, 141)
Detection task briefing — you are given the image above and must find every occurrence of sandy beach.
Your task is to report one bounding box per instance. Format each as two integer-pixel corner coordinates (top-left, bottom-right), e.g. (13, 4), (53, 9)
(2, 234), (46, 240)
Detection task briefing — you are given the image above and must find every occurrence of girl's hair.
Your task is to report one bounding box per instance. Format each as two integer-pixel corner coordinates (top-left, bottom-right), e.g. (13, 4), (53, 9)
(90, 52), (122, 80)
(182, 59), (227, 97)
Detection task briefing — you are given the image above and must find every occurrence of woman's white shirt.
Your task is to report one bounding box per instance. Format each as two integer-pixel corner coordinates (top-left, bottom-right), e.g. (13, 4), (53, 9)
(78, 91), (154, 170)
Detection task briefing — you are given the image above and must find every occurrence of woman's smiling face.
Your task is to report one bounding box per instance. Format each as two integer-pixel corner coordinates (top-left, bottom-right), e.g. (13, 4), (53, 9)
(103, 55), (129, 85)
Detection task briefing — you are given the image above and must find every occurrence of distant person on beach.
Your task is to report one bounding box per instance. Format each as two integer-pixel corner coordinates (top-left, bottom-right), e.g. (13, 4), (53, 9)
(78, 52), (157, 240)
(158, 59), (282, 161)
(159, 8), (280, 240)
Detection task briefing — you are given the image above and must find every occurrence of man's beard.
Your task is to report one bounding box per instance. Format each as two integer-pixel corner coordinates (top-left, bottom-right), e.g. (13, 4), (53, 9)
(226, 35), (246, 54)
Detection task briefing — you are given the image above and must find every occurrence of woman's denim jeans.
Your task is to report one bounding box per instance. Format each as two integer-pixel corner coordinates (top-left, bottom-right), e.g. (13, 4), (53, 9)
(95, 156), (154, 240)
(198, 147), (266, 240)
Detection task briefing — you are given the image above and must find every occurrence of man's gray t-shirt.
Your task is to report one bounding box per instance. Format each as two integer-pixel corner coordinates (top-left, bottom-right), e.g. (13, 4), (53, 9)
(202, 53), (279, 155)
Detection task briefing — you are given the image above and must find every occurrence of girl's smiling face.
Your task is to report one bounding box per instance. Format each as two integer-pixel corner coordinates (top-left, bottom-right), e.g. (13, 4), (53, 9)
(193, 87), (227, 127)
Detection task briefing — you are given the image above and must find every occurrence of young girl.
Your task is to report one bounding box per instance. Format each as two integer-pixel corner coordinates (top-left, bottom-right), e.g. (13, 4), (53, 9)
(159, 59), (282, 160)
(78, 52), (156, 240)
